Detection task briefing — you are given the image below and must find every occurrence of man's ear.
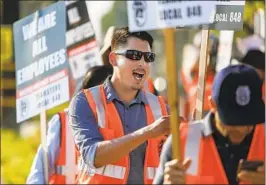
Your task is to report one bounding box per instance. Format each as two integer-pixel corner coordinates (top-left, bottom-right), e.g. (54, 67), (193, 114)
(109, 52), (117, 66)
(208, 95), (217, 112)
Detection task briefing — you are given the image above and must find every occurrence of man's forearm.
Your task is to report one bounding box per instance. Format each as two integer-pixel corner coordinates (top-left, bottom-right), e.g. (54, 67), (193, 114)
(94, 125), (153, 168)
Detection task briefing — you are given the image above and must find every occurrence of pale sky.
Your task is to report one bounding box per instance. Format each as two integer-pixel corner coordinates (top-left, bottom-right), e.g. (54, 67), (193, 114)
(86, 1), (115, 44)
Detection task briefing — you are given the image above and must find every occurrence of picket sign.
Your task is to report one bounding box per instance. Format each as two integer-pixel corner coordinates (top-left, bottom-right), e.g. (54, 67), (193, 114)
(127, 1), (216, 162)
(13, 2), (69, 183)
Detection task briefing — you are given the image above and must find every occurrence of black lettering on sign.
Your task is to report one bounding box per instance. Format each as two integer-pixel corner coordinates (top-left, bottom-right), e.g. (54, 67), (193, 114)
(52, 93), (61, 103)
(44, 98), (49, 106)
(84, 53), (96, 61)
(187, 6), (201, 18)
(38, 97), (50, 109)
(160, 8), (182, 20)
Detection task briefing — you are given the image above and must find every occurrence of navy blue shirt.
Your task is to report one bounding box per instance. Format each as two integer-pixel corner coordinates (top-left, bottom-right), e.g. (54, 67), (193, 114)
(69, 77), (168, 184)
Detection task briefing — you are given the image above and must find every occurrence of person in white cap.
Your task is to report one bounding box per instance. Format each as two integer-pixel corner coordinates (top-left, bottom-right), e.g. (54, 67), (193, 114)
(181, 31), (219, 119)
(100, 26), (116, 66)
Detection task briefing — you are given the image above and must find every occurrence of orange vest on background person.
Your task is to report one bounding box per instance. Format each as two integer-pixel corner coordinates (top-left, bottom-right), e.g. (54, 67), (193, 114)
(144, 78), (155, 94)
(77, 85), (168, 184)
(49, 110), (78, 184)
(179, 121), (265, 184)
(181, 70), (215, 117)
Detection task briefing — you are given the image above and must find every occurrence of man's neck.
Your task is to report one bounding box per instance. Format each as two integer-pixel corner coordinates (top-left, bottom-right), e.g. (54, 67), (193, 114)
(110, 75), (138, 105)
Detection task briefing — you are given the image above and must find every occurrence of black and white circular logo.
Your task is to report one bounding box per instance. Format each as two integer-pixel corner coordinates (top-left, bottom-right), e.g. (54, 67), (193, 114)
(20, 98), (29, 118)
(132, 1), (147, 27)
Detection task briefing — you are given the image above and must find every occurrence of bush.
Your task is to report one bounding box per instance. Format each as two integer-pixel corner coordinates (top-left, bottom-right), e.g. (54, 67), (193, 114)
(1, 102), (68, 183)
(1, 129), (40, 184)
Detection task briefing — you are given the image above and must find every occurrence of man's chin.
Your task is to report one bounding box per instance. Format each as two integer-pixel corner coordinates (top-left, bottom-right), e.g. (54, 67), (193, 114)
(130, 83), (143, 91)
(229, 136), (245, 144)
(131, 86), (142, 91)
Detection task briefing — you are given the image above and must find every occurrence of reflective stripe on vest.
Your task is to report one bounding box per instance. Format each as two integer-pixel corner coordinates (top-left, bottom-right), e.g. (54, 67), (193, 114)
(94, 165), (126, 179)
(144, 81), (149, 92)
(64, 110), (77, 183)
(146, 167), (157, 180)
(84, 163), (158, 180)
(54, 110), (77, 184)
(90, 86), (106, 128)
(184, 122), (202, 175)
(55, 165), (79, 176)
(145, 92), (163, 120)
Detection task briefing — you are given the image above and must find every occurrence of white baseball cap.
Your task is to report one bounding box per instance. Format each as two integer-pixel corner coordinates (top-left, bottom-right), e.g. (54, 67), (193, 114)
(100, 26), (116, 56)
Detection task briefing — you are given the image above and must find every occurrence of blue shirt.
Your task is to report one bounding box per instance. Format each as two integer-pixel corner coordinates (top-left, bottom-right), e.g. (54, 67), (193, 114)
(26, 114), (61, 184)
(68, 78), (168, 184)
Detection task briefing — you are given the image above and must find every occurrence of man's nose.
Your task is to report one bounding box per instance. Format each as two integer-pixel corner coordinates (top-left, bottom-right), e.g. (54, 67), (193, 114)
(138, 56), (145, 66)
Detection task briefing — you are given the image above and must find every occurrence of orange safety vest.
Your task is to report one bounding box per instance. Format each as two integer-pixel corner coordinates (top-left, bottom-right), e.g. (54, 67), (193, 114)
(180, 120), (265, 184)
(77, 85), (168, 184)
(49, 110), (78, 184)
(181, 70), (214, 117)
(144, 78), (155, 94)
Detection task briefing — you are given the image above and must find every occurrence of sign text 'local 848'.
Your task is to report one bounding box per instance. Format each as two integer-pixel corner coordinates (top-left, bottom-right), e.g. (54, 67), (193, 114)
(127, 1), (216, 32)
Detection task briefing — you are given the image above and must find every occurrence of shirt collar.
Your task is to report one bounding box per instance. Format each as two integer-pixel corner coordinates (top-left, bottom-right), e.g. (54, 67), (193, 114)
(200, 112), (215, 137)
(103, 76), (148, 105)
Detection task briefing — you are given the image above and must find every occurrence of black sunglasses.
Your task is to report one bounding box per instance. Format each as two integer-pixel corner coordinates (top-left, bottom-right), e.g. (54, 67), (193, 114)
(115, 50), (155, 63)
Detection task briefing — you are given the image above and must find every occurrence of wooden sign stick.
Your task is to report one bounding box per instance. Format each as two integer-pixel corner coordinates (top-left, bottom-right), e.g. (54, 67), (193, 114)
(40, 110), (49, 183)
(195, 30), (210, 120)
(163, 28), (181, 160)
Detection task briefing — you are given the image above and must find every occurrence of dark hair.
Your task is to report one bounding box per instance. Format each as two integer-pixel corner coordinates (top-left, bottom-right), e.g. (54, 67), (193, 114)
(241, 49), (265, 72)
(82, 65), (113, 89)
(111, 27), (153, 51)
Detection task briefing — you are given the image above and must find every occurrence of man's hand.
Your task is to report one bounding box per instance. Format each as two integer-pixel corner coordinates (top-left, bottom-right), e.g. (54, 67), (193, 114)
(237, 164), (265, 184)
(147, 116), (170, 139)
(147, 116), (186, 139)
(163, 158), (191, 184)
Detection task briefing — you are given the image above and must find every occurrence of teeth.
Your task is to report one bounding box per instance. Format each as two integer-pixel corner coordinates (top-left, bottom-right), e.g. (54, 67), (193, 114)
(133, 73), (143, 80)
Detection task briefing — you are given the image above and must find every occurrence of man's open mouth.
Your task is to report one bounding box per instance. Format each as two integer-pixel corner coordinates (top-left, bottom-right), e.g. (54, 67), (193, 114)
(133, 71), (145, 80)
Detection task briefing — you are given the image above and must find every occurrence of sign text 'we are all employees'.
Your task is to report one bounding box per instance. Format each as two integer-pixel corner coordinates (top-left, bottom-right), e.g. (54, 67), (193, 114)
(17, 11), (66, 86)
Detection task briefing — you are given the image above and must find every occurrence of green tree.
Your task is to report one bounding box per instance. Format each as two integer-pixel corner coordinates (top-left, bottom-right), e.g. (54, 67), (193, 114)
(1, 129), (40, 183)
(234, 1), (265, 39)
